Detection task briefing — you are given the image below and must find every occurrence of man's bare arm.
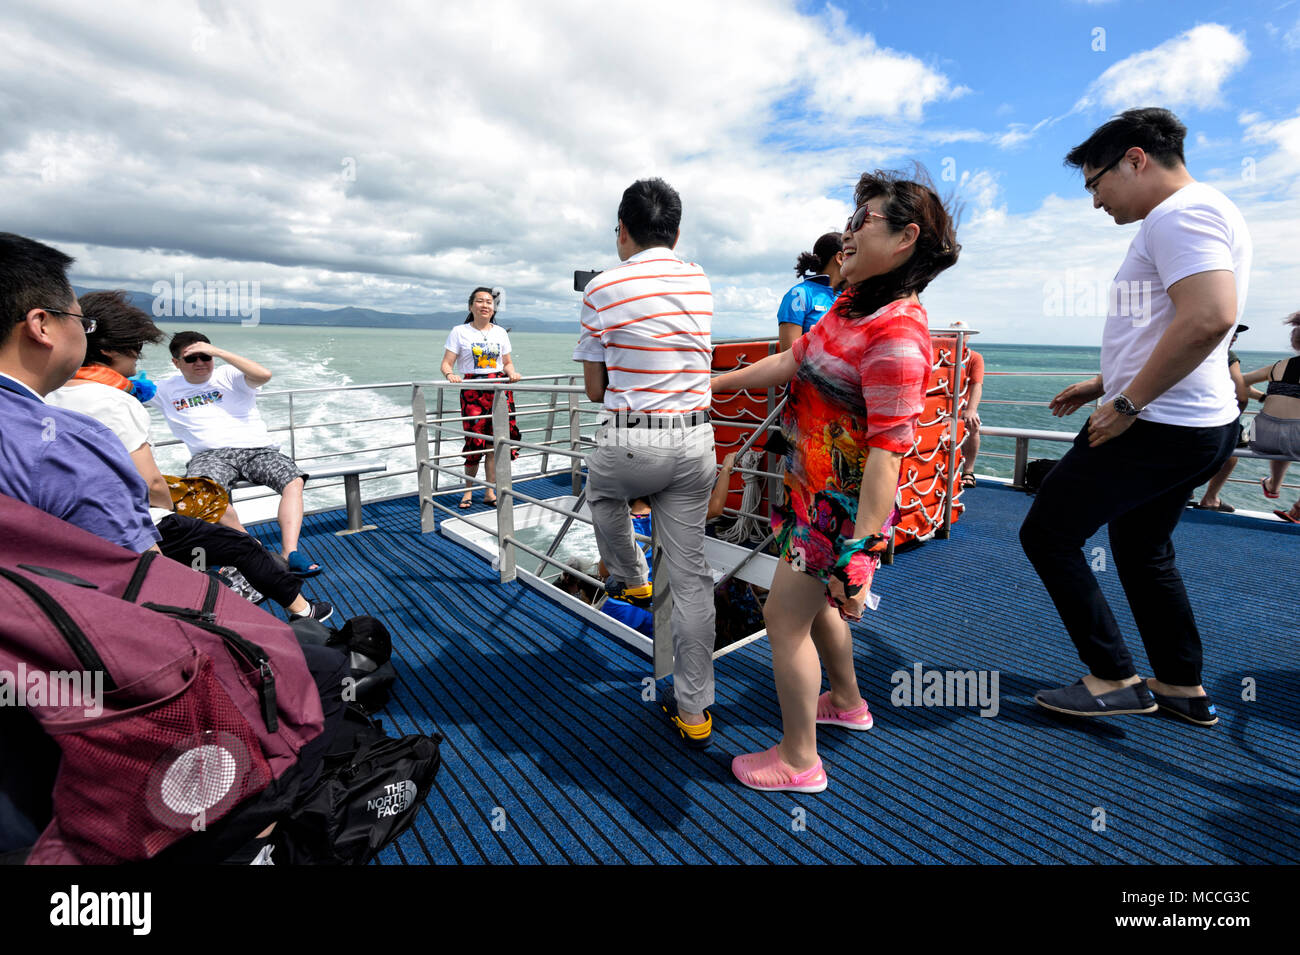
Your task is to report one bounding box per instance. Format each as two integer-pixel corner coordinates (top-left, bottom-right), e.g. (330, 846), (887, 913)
(130, 443), (173, 511)
(582, 361), (608, 402)
(185, 342), (272, 387)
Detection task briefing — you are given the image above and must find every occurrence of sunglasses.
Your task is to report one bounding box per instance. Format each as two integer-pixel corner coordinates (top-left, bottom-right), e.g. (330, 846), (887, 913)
(181, 353), (213, 364)
(846, 205), (889, 233)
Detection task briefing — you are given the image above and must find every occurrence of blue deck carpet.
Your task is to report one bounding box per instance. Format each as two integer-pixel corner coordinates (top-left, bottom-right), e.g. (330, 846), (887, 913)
(251, 478), (1300, 864)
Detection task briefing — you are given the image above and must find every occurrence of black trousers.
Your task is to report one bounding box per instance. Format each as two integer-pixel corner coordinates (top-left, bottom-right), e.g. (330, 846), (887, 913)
(156, 514), (301, 608)
(1019, 417), (1237, 686)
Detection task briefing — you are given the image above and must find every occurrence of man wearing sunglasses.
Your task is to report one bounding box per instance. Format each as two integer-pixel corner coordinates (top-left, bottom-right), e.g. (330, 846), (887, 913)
(1020, 108), (1251, 728)
(150, 330), (321, 576)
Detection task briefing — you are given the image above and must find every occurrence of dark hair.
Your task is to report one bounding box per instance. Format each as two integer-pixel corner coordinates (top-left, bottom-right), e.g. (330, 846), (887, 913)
(840, 167), (960, 319)
(617, 178), (682, 249)
(1065, 107), (1187, 173)
(0, 232), (76, 346)
(168, 329), (211, 358)
(463, 286), (498, 324)
(795, 232), (843, 278)
(1287, 311), (1300, 353)
(79, 290), (165, 367)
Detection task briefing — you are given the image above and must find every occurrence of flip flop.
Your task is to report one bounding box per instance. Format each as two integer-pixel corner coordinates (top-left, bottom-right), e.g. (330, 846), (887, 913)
(286, 550), (323, 578)
(457, 498), (474, 510)
(1275, 509), (1298, 524)
(960, 473), (976, 489)
(1261, 478), (1280, 499)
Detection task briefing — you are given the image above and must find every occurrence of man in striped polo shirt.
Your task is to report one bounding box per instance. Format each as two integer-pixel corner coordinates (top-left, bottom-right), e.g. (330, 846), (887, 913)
(574, 178), (719, 748)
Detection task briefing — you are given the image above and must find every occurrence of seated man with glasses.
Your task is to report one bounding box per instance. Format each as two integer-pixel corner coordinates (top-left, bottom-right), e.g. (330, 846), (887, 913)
(150, 330), (323, 577)
(0, 233), (160, 554)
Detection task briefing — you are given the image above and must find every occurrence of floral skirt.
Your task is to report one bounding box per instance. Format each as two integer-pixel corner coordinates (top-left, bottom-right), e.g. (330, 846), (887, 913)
(770, 467), (898, 607)
(460, 374), (521, 467)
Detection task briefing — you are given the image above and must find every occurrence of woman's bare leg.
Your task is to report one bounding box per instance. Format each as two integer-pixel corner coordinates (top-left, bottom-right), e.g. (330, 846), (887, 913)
(1265, 460), (1290, 496)
(763, 560), (832, 771)
(462, 458), (478, 505)
(484, 453), (498, 504)
(808, 602), (863, 712)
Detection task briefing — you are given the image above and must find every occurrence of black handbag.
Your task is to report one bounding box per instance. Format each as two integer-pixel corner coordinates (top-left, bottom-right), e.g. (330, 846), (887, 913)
(274, 708), (442, 865)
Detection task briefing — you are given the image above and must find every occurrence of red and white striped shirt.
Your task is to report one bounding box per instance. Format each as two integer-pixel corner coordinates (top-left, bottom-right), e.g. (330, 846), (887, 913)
(573, 247), (713, 414)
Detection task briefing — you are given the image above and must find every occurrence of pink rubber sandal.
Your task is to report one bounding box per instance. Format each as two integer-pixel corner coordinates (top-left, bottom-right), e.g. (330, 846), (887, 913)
(731, 746), (828, 793)
(815, 691), (874, 731)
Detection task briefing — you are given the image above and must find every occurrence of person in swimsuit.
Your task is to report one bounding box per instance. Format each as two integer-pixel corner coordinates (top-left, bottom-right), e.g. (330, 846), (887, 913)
(1243, 310), (1300, 519)
(710, 168), (959, 793)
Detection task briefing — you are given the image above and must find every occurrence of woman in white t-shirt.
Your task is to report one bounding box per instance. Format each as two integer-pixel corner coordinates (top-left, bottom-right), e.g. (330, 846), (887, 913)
(440, 287), (522, 508)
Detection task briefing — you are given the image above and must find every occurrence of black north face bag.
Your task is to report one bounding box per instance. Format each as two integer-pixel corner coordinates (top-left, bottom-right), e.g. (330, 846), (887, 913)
(275, 708), (442, 865)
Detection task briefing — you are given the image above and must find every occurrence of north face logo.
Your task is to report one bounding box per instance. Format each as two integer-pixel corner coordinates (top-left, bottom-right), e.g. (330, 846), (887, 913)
(366, 780), (416, 818)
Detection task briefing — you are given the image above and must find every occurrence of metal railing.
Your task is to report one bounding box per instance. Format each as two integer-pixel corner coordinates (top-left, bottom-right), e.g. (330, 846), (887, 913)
(970, 370), (1299, 499)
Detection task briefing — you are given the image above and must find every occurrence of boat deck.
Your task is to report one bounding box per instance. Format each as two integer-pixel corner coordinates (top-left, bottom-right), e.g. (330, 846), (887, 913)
(251, 476), (1300, 864)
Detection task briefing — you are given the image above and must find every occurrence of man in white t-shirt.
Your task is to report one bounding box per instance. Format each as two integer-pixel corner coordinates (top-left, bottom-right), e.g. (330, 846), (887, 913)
(574, 178), (718, 749)
(1021, 108), (1249, 727)
(150, 330), (321, 576)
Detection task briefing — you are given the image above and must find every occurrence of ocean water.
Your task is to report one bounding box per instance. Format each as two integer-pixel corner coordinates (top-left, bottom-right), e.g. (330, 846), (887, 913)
(140, 322), (1291, 515)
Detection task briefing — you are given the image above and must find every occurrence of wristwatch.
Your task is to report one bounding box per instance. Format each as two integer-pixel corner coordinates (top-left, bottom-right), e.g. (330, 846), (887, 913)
(1113, 394), (1142, 416)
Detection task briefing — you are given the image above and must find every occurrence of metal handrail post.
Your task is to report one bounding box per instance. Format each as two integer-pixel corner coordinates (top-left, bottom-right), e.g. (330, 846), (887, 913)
(494, 395), (516, 583)
(766, 340), (779, 524)
(541, 388), (559, 474)
(567, 380), (581, 495)
(434, 383), (446, 495)
(288, 391), (297, 462)
(412, 384), (436, 533)
(939, 329), (970, 539)
(1013, 436), (1030, 487)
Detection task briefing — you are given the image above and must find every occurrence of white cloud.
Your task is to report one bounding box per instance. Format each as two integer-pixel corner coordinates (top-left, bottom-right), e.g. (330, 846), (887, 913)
(0, 0), (968, 335)
(1285, 21), (1300, 51)
(1075, 24), (1249, 112)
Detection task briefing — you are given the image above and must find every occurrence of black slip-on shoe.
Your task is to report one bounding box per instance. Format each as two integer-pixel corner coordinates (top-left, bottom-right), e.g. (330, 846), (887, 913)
(1034, 679), (1157, 717)
(1148, 687), (1219, 727)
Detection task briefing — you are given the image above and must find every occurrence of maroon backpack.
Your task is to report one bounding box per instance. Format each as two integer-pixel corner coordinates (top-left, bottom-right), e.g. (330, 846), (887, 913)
(0, 493), (325, 864)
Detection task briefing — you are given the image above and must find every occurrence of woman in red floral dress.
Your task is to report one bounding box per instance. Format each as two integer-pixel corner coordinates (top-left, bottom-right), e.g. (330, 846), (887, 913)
(711, 169), (959, 792)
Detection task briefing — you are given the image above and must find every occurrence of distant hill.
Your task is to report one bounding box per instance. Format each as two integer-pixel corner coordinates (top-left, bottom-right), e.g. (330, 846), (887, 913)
(70, 286), (576, 333)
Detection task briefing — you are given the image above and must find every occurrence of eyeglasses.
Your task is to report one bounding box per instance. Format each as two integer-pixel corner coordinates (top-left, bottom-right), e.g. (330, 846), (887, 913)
(181, 353), (213, 363)
(1084, 152), (1127, 195)
(846, 205), (889, 233)
(41, 307), (95, 333)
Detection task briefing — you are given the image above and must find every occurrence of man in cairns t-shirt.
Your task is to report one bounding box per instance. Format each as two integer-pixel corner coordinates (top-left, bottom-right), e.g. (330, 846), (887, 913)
(151, 330), (321, 575)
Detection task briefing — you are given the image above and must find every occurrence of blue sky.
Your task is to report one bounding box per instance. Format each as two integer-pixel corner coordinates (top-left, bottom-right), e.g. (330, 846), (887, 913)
(1, 0), (1297, 348)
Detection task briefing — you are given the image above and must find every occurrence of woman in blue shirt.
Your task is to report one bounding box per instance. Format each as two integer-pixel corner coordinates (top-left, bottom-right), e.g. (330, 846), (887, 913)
(777, 232), (844, 352)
